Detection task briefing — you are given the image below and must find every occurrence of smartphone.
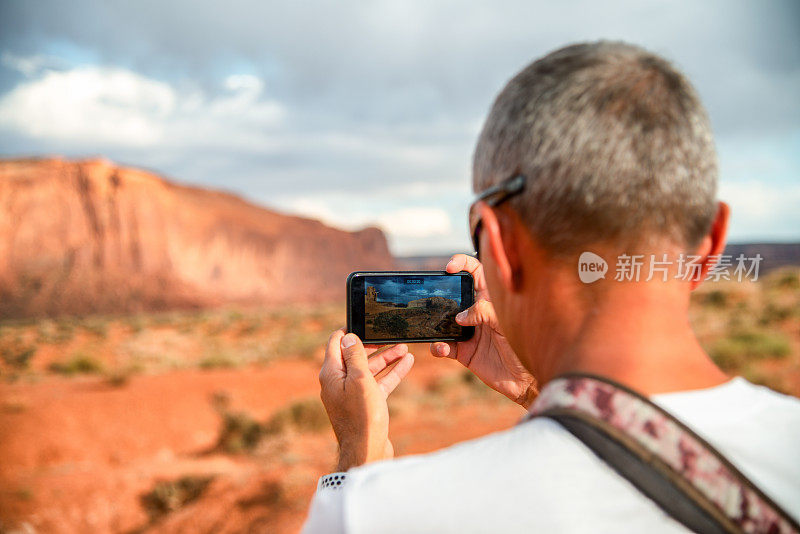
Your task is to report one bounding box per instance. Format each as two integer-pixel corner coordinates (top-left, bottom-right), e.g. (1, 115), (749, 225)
(347, 271), (475, 344)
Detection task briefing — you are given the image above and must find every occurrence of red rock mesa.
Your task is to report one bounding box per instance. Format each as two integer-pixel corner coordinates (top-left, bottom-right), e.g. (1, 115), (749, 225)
(0, 158), (393, 318)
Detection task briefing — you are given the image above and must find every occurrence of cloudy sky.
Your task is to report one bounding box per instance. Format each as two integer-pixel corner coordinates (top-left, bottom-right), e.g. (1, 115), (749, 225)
(0, 1), (798, 255)
(366, 275), (461, 306)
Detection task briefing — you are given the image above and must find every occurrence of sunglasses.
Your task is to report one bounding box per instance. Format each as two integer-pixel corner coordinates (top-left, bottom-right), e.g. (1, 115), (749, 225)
(468, 174), (527, 259)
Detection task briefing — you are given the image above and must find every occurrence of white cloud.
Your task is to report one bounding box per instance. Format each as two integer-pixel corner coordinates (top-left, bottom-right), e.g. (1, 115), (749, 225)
(0, 65), (285, 147)
(720, 181), (800, 241)
(223, 74), (263, 93)
(376, 207), (452, 238)
(274, 191), (464, 255)
(1, 52), (55, 77)
(279, 195), (451, 237)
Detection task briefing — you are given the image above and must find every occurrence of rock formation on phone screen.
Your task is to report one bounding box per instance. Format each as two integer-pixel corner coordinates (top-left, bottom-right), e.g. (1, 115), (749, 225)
(365, 284), (461, 339)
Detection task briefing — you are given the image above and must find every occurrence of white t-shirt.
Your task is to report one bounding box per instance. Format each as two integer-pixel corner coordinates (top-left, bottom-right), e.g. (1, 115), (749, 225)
(302, 377), (800, 533)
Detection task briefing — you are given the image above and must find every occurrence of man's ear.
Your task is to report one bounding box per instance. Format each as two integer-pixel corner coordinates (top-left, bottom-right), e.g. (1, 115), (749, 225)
(479, 202), (523, 292)
(691, 201), (730, 290)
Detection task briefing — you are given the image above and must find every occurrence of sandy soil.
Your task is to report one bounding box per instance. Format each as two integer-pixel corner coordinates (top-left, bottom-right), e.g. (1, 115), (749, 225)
(0, 341), (523, 533)
(2, 272), (799, 533)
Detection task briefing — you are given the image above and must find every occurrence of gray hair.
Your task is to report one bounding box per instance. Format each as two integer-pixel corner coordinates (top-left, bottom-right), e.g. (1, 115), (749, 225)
(473, 41), (718, 256)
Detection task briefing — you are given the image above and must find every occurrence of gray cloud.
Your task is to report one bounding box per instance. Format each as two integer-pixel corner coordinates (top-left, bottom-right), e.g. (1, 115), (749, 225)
(0, 0), (798, 254)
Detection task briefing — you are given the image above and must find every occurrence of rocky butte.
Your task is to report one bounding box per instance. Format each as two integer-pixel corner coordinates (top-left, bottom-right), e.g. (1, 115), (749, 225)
(0, 157), (393, 318)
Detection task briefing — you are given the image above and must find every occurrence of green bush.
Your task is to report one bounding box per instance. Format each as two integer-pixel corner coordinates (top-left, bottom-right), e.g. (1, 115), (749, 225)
(701, 290), (729, 308)
(759, 303), (795, 326)
(765, 268), (800, 291)
(49, 353), (104, 375)
(709, 329), (792, 371)
(215, 411), (264, 453)
(199, 351), (238, 369)
(265, 397), (330, 435)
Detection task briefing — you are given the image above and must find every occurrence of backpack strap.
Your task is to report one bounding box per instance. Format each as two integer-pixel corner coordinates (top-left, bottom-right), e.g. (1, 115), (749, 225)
(526, 373), (800, 534)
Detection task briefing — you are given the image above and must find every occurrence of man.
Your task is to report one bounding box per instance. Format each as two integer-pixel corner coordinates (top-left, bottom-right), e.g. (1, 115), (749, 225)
(303, 41), (800, 532)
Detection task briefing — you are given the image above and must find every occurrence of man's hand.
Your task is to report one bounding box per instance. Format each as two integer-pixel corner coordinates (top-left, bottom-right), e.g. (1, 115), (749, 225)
(430, 254), (538, 408)
(319, 329), (414, 471)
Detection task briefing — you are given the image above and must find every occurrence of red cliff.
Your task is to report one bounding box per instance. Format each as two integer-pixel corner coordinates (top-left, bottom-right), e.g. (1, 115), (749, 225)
(0, 157), (393, 318)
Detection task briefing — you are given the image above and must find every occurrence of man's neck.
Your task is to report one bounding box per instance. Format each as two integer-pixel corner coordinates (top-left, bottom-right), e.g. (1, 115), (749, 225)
(530, 282), (729, 396)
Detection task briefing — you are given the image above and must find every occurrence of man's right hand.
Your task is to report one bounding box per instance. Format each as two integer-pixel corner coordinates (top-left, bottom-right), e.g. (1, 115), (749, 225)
(430, 254), (538, 408)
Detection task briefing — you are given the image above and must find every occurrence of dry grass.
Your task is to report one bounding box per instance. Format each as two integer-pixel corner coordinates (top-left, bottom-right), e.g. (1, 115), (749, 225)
(141, 475), (215, 522)
(0, 272), (797, 397)
(692, 267), (800, 394)
(0, 303), (342, 382)
(48, 352), (104, 375)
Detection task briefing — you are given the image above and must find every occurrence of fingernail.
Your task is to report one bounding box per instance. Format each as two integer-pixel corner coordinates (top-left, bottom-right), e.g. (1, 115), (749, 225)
(341, 333), (358, 349)
(446, 259), (455, 270)
(455, 310), (467, 321)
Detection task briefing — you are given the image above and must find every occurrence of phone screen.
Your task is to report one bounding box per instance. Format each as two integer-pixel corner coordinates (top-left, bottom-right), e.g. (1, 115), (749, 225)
(348, 271), (474, 343)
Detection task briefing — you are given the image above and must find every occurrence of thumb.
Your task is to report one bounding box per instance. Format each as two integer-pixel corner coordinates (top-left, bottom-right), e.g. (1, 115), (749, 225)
(455, 299), (498, 329)
(340, 333), (370, 377)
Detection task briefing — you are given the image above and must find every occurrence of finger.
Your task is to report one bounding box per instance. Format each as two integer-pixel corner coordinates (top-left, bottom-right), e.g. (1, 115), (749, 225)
(364, 344), (393, 358)
(340, 333), (371, 377)
(321, 328), (347, 376)
(430, 341), (456, 360)
(446, 254), (488, 297)
(368, 344), (409, 375)
(445, 254), (468, 273)
(454, 299), (497, 328)
(377, 352), (415, 398)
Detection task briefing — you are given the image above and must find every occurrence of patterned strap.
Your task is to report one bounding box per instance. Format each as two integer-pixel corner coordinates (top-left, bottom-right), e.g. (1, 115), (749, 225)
(526, 374), (800, 534)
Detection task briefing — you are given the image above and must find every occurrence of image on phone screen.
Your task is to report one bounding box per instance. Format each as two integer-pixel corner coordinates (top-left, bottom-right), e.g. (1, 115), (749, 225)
(364, 275), (463, 340)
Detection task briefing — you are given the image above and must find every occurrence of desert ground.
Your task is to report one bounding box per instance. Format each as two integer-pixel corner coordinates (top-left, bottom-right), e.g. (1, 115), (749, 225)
(1, 268), (799, 533)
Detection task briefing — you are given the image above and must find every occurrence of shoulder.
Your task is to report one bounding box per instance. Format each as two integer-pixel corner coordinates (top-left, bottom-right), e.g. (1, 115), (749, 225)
(654, 377), (800, 435)
(349, 416), (569, 486)
(338, 418), (659, 533)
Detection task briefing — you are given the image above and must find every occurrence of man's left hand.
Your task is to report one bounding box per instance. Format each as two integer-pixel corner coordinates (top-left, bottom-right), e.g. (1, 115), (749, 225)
(319, 329), (415, 471)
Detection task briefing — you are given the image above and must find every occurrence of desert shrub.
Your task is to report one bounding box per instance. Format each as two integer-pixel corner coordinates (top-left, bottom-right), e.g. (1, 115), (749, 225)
(237, 318), (262, 336)
(53, 320), (77, 343)
(459, 369), (491, 392)
(759, 303), (795, 326)
(765, 268), (800, 291)
(374, 313), (409, 337)
(700, 289), (728, 308)
(2, 399), (28, 413)
(265, 397), (330, 435)
(81, 318), (109, 338)
(14, 487), (33, 501)
(709, 329), (792, 371)
(216, 410), (264, 453)
(48, 353), (104, 375)
(199, 352), (238, 369)
(104, 362), (145, 387)
(0, 337), (36, 371)
(141, 475), (214, 521)
(226, 310), (244, 322)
